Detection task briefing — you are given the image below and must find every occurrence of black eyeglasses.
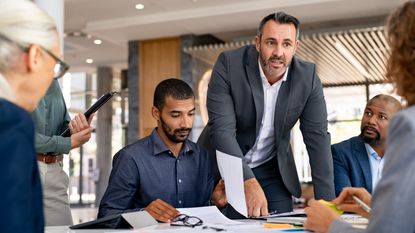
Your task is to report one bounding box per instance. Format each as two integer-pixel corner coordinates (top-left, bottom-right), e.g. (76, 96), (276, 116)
(170, 214), (203, 228)
(40, 47), (70, 79)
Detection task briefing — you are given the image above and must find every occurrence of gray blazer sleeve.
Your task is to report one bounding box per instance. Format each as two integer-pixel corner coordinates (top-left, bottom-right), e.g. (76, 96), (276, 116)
(299, 70), (335, 199)
(206, 52), (255, 180)
(329, 219), (365, 233)
(363, 108), (415, 233)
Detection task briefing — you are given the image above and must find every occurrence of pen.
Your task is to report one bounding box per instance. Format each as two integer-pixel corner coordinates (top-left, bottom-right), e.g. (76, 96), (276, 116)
(281, 229), (305, 232)
(202, 225), (226, 231)
(352, 195), (371, 213)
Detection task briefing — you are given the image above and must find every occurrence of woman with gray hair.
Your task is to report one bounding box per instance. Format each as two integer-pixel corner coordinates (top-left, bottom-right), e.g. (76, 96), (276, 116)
(0, 0), (67, 232)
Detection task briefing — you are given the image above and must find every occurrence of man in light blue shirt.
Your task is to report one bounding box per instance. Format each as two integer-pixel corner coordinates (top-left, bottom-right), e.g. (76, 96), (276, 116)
(364, 144), (384, 190)
(332, 94), (401, 196)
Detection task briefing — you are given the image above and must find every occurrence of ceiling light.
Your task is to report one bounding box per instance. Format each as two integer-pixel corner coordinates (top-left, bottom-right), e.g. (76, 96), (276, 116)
(65, 31), (90, 39)
(135, 4), (144, 10)
(86, 58), (94, 64)
(94, 39), (102, 45)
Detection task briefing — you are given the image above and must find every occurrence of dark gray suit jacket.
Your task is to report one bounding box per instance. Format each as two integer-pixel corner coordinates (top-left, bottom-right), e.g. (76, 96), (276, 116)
(198, 45), (335, 199)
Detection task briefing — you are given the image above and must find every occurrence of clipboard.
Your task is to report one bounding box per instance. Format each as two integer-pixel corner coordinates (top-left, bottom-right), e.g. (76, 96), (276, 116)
(60, 91), (118, 137)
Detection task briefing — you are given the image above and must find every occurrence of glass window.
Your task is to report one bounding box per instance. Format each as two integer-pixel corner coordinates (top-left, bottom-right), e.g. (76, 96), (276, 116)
(60, 72), (124, 205)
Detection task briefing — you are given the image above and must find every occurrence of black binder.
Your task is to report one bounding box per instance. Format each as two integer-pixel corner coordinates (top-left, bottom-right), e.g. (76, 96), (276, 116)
(69, 210), (157, 229)
(60, 91), (118, 137)
(69, 213), (131, 229)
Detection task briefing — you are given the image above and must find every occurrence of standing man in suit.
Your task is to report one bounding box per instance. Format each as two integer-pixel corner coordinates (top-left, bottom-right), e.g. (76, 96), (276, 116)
(332, 94), (402, 196)
(198, 12), (335, 217)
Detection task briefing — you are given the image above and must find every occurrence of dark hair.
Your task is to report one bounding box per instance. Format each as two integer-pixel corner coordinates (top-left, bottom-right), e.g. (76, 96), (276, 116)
(153, 78), (194, 109)
(258, 12), (300, 39)
(386, 1), (415, 106)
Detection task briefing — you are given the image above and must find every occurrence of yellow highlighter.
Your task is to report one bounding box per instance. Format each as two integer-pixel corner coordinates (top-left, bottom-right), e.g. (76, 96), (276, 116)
(319, 199), (344, 215)
(263, 223), (294, 229)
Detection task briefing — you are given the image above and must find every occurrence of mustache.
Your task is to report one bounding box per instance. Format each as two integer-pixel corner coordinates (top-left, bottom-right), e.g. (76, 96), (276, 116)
(362, 125), (379, 133)
(361, 125), (381, 145)
(173, 128), (192, 134)
(268, 55), (285, 63)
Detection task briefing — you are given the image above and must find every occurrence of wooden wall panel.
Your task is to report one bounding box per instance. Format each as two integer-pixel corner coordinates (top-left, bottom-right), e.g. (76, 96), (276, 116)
(138, 37), (180, 138)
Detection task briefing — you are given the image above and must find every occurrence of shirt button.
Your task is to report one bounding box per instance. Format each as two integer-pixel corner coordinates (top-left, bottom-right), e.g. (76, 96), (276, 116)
(178, 179), (182, 183)
(179, 200), (182, 204)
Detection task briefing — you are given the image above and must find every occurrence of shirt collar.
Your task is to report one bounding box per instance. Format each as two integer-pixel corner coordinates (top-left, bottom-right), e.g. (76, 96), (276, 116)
(150, 128), (193, 156)
(258, 59), (289, 87)
(0, 73), (15, 102)
(364, 143), (382, 160)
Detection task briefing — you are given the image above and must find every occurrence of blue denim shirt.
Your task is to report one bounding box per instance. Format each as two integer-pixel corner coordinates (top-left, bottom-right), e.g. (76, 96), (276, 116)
(98, 129), (214, 218)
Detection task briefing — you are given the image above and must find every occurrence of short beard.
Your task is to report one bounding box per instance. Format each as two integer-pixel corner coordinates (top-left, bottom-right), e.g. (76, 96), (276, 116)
(360, 126), (381, 145)
(259, 47), (287, 79)
(160, 116), (191, 143)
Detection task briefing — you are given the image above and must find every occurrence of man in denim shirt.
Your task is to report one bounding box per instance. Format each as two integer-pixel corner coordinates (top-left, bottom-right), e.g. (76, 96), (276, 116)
(98, 79), (214, 222)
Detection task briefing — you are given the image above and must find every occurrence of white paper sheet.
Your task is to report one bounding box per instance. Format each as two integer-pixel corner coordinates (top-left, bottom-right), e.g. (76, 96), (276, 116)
(177, 206), (241, 225)
(121, 211), (157, 229)
(216, 150), (248, 217)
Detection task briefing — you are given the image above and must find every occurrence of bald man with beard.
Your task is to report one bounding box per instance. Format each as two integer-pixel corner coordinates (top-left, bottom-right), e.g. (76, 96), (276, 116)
(332, 94), (402, 196)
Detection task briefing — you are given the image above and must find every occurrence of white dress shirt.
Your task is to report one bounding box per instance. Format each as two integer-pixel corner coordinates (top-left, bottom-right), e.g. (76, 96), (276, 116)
(245, 61), (288, 168)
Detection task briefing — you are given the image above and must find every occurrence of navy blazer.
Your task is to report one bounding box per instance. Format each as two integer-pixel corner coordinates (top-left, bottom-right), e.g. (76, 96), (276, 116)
(0, 99), (44, 233)
(332, 136), (372, 196)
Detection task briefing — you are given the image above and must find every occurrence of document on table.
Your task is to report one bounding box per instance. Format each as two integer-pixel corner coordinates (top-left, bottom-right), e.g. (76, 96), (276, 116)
(257, 209), (306, 219)
(178, 206), (242, 225)
(341, 214), (369, 229)
(266, 216), (306, 225)
(216, 150), (248, 217)
(115, 207), (244, 233)
(265, 209), (306, 225)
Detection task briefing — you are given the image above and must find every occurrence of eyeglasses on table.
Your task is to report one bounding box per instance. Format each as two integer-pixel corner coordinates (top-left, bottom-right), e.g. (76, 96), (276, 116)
(170, 214), (203, 228)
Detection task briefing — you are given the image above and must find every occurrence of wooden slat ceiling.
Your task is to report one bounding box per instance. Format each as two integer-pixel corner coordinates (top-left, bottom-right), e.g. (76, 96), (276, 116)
(183, 26), (389, 87)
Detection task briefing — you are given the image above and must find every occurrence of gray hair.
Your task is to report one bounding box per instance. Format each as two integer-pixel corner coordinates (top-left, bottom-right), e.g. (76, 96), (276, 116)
(0, 0), (58, 72)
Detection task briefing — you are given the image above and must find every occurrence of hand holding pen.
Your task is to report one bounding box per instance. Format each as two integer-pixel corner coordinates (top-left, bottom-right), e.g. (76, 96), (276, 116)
(332, 187), (372, 218)
(352, 195), (371, 213)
